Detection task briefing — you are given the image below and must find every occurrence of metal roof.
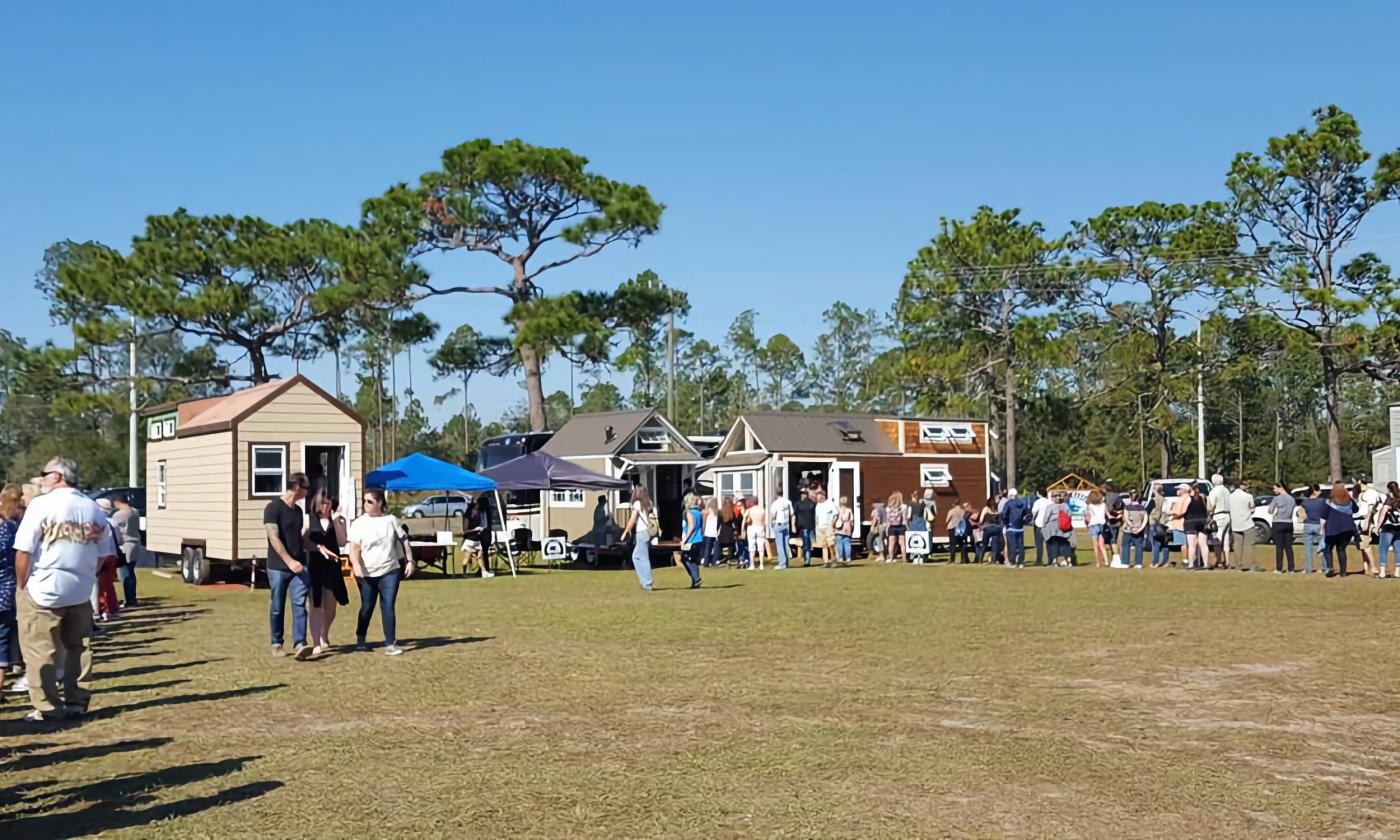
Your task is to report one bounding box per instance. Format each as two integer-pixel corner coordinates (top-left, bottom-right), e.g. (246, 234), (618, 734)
(618, 451), (706, 464)
(146, 376), (364, 438)
(740, 412), (902, 456)
(702, 452), (771, 470)
(540, 409), (659, 457)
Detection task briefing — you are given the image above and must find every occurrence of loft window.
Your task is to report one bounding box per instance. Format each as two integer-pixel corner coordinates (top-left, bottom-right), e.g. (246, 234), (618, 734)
(637, 428), (669, 451)
(920, 423), (974, 444)
(919, 464), (953, 487)
(550, 488), (585, 507)
(251, 445), (288, 496)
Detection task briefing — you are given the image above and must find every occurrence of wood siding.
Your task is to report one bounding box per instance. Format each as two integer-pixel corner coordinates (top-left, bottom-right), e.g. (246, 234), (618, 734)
(145, 431), (234, 559)
(854, 454), (989, 538)
(236, 381), (363, 562)
(900, 420), (990, 457)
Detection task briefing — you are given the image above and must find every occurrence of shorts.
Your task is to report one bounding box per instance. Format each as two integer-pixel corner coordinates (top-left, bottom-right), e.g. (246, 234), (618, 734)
(1089, 524), (1104, 539)
(1184, 518), (1208, 536)
(888, 525), (907, 537)
(815, 526), (836, 548)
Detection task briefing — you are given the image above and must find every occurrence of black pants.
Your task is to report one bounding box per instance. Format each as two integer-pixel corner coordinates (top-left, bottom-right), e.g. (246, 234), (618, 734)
(1325, 533), (1351, 575)
(1272, 523), (1295, 571)
(977, 529), (1004, 564)
(950, 531), (972, 563)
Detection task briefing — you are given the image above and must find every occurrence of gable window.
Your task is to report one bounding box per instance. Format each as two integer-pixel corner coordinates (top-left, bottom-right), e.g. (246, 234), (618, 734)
(717, 471), (756, 502)
(919, 423), (975, 444)
(157, 460), (168, 508)
(636, 428), (669, 451)
(251, 445), (288, 497)
(919, 464), (953, 488)
(550, 488), (586, 507)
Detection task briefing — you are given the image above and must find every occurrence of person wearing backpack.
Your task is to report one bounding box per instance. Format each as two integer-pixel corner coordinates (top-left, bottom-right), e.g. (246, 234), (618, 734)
(1121, 489), (1150, 569)
(946, 502), (971, 564)
(1041, 493), (1075, 567)
(620, 486), (660, 590)
(1377, 481), (1400, 579)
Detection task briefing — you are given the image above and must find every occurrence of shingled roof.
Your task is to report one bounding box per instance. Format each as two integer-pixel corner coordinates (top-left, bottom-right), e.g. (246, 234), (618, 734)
(541, 409), (659, 458)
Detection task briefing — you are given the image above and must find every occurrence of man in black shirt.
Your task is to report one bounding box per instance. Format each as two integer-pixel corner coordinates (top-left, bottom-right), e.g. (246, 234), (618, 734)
(796, 488), (817, 567)
(264, 472), (312, 660)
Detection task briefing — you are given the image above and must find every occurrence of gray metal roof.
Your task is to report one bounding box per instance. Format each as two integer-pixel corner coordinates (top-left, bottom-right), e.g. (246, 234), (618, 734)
(702, 452), (771, 470)
(541, 409), (656, 457)
(740, 412), (902, 456)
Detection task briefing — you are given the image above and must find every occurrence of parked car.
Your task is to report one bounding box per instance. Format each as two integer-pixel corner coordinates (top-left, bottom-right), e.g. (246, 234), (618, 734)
(1249, 486), (1320, 544)
(88, 486), (147, 542)
(401, 492), (471, 519)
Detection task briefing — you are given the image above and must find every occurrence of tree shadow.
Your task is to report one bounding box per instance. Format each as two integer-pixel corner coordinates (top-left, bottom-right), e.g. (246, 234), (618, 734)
(83, 684), (286, 722)
(93, 635), (173, 650)
(101, 678), (192, 695)
(2, 736), (172, 773)
(4, 756), (281, 838)
(404, 636), (494, 651)
(98, 657), (225, 682)
(93, 650), (169, 663)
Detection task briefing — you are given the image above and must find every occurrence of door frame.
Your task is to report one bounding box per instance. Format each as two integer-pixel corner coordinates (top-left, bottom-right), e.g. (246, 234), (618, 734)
(301, 442), (351, 515)
(831, 460), (861, 508)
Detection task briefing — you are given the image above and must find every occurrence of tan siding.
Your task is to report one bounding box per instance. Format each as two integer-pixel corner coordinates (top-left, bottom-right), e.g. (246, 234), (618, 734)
(236, 381), (364, 561)
(145, 432), (234, 559)
(545, 456), (610, 540)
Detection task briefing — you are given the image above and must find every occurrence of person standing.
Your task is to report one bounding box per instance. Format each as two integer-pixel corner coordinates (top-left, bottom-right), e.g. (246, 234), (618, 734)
(92, 499), (122, 621)
(462, 497), (495, 578)
(1375, 482), (1400, 578)
(1102, 483), (1124, 565)
(814, 489), (839, 567)
(264, 472), (314, 660)
(621, 486), (659, 588)
(1299, 485), (1328, 574)
(834, 495), (855, 565)
(13, 457), (114, 722)
(1148, 485), (1171, 569)
(1227, 480), (1259, 572)
(794, 489), (817, 568)
(306, 495), (349, 655)
(978, 498), (1005, 565)
(1323, 483), (1358, 577)
(0, 485), (24, 686)
(1267, 481), (1297, 573)
(1354, 478), (1386, 577)
(1030, 489), (1052, 566)
(1085, 490), (1108, 567)
(885, 492), (907, 563)
(1121, 489), (1149, 569)
(678, 496), (704, 589)
(743, 496), (769, 570)
(1041, 492), (1075, 567)
(946, 501), (971, 564)
(701, 497), (720, 567)
(1182, 484), (1210, 571)
(733, 498), (750, 569)
(348, 488), (415, 653)
(109, 493), (142, 608)
(1001, 488), (1029, 568)
(1207, 474), (1233, 569)
(717, 497), (737, 567)
(868, 501), (887, 562)
(769, 490), (794, 570)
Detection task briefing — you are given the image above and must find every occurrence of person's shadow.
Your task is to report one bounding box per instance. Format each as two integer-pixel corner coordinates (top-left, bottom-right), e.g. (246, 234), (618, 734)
(404, 636), (494, 652)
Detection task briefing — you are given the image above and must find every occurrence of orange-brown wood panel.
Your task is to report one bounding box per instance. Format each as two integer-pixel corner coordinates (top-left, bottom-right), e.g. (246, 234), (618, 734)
(875, 419), (901, 448)
(852, 455), (989, 537)
(901, 420), (989, 457)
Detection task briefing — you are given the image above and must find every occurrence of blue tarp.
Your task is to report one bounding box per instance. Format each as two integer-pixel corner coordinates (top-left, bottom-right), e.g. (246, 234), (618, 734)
(365, 452), (497, 492)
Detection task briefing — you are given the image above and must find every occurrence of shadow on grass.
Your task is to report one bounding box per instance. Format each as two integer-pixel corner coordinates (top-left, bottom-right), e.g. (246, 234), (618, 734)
(405, 636), (493, 651)
(93, 649), (169, 663)
(93, 635), (173, 650)
(84, 683), (286, 722)
(2, 736), (173, 773)
(101, 678), (192, 695)
(98, 657), (225, 682)
(4, 756), (281, 838)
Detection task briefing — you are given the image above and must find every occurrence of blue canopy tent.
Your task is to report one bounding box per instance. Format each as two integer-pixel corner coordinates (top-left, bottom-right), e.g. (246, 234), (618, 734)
(365, 452), (514, 577)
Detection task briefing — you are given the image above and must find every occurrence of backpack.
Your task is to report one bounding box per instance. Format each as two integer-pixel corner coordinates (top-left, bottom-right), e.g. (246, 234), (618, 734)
(954, 516), (968, 537)
(1057, 507), (1072, 532)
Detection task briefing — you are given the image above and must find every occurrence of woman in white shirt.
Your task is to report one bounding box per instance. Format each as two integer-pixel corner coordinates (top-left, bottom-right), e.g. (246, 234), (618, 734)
(1085, 490), (1108, 567)
(619, 486), (658, 591)
(348, 488), (414, 655)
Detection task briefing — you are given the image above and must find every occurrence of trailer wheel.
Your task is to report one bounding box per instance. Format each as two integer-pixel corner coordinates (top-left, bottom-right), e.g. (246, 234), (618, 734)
(180, 547), (195, 583)
(188, 546), (212, 585)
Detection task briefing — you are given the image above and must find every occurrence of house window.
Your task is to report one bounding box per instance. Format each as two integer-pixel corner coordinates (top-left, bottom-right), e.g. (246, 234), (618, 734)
(550, 488), (586, 507)
(919, 423), (975, 444)
(920, 464), (953, 488)
(251, 445), (288, 496)
(157, 460), (167, 508)
(636, 428), (669, 451)
(717, 470), (756, 502)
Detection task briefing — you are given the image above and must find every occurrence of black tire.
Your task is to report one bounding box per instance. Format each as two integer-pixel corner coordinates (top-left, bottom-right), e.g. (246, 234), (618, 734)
(412, 511), (424, 519)
(180, 547), (195, 584)
(188, 546), (211, 585)
(1253, 521), (1273, 545)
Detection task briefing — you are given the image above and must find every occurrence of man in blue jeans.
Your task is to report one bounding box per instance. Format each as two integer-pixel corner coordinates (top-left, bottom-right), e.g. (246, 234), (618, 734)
(795, 489), (817, 567)
(1001, 488), (1030, 567)
(769, 491), (794, 570)
(263, 472), (313, 661)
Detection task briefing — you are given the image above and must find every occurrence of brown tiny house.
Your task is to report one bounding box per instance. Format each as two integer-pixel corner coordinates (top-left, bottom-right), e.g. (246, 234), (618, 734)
(143, 376), (365, 584)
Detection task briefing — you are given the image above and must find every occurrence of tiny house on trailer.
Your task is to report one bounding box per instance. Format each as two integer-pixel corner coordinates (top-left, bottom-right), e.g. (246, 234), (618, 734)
(143, 375), (365, 584)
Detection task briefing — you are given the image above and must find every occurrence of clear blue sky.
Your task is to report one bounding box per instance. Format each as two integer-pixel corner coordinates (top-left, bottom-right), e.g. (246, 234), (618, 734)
(4, 1), (1398, 426)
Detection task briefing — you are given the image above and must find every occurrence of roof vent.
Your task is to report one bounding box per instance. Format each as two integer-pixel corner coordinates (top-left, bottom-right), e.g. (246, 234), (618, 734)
(604, 424), (615, 443)
(831, 420), (864, 443)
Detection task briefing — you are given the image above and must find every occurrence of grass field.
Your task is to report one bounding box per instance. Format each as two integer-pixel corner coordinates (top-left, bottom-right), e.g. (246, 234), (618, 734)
(4, 552), (1400, 838)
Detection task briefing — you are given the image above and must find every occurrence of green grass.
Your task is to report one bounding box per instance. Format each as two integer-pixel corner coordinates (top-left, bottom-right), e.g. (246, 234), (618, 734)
(4, 550), (1400, 838)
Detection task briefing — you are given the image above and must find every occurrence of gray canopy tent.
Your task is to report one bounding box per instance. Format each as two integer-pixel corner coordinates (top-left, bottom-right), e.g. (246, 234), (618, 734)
(480, 451), (632, 558)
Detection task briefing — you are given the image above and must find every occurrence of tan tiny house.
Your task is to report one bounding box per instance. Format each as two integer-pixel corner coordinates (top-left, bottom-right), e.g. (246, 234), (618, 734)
(143, 375), (365, 584)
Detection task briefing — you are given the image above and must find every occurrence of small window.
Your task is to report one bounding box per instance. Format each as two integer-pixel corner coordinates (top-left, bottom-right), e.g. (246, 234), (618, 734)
(550, 488), (586, 507)
(157, 460), (168, 508)
(637, 428), (669, 451)
(149, 420), (164, 441)
(919, 464), (953, 488)
(718, 471), (756, 502)
(251, 445), (287, 496)
(919, 423), (974, 444)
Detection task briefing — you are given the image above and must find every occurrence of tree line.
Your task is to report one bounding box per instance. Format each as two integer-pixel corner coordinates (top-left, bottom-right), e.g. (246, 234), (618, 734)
(2, 106), (1397, 490)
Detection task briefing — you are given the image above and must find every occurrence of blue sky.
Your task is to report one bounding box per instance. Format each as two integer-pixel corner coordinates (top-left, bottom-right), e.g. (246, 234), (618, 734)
(3, 1), (1398, 426)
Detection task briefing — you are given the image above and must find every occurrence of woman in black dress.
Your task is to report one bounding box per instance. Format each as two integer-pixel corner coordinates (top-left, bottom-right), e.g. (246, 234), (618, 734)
(717, 497), (737, 566)
(307, 494), (350, 655)
(1182, 486), (1210, 570)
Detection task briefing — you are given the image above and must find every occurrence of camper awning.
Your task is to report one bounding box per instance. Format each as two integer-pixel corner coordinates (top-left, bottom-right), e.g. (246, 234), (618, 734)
(365, 452), (497, 492)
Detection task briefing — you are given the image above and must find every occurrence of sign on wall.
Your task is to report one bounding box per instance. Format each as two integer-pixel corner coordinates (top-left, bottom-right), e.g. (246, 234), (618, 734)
(542, 536), (568, 561)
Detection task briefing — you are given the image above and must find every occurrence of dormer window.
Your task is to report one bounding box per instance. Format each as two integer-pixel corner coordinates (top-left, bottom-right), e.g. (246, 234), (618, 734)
(637, 428), (669, 451)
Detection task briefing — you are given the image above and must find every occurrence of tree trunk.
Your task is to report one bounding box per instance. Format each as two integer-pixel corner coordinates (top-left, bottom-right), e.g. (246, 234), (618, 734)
(520, 342), (547, 431)
(249, 347), (271, 384)
(1320, 350), (1344, 482)
(1159, 430), (1171, 478)
(462, 371), (472, 463)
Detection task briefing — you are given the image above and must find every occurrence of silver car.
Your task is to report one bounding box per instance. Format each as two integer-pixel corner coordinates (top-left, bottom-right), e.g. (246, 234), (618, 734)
(402, 493), (471, 519)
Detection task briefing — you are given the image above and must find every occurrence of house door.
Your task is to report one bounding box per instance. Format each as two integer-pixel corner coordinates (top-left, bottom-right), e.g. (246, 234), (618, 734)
(654, 465), (683, 541)
(831, 461), (861, 511)
(304, 444), (346, 507)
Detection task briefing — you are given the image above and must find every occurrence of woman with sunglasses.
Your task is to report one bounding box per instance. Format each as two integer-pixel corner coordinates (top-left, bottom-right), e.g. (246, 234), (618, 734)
(347, 489), (414, 655)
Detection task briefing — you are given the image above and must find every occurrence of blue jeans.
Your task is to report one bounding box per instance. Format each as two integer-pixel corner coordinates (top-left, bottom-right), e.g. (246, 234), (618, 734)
(836, 534), (852, 562)
(0, 607), (19, 668)
(355, 570), (402, 645)
(118, 564), (138, 606)
(701, 536), (717, 566)
(631, 540), (654, 589)
(800, 528), (814, 565)
(1380, 531), (1400, 576)
(682, 544), (703, 586)
(1151, 534), (1171, 568)
(1124, 532), (1146, 568)
(1302, 523), (1323, 573)
(1005, 528), (1025, 566)
(267, 566), (310, 648)
(773, 523), (792, 568)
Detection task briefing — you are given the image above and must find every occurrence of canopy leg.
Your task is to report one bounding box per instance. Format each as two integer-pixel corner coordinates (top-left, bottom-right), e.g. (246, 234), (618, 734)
(496, 490), (516, 578)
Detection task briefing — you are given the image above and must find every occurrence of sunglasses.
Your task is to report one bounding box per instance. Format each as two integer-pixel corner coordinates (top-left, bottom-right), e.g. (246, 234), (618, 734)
(362, 497), (380, 505)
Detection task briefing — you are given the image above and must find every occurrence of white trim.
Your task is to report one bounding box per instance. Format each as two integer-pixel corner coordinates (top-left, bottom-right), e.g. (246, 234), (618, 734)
(549, 488), (586, 508)
(919, 463), (953, 488)
(251, 444), (288, 497)
(619, 458), (706, 467)
(156, 460), (167, 508)
(644, 412), (703, 457)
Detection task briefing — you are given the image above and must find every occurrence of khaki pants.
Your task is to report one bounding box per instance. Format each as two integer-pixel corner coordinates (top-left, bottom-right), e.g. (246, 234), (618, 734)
(18, 587), (94, 714)
(1232, 528), (1259, 571)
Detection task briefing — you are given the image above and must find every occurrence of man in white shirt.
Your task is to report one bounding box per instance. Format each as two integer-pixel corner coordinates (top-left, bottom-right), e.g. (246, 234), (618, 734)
(1030, 489), (1052, 566)
(813, 489), (839, 568)
(1228, 480), (1260, 572)
(1207, 474), (1233, 568)
(1355, 478), (1386, 576)
(13, 457), (114, 722)
(769, 492), (795, 570)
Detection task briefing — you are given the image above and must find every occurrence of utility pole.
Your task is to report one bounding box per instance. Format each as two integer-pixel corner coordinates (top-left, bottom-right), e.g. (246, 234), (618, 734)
(1195, 319), (1206, 479)
(666, 297), (676, 420)
(128, 313), (138, 487)
(1274, 408), (1282, 483)
(1236, 391), (1244, 479)
(1136, 393), (1146, 488)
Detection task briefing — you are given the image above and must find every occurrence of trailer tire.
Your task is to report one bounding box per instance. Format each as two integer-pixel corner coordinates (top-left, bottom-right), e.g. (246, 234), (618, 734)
(188, 546), (211, 585)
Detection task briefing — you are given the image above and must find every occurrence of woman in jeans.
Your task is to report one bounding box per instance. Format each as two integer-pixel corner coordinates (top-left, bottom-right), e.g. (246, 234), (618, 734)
(976, 498), (1004, 565)
(1147, 485), (1172, 568)
(1323, 483), (1357, 578)
(0, 484), (24, 684)
(1299, 485), (1327, 573)
(1084, 490), (1108, 567)
(620, 486), (659, 588)
(1376, 482), (1400, 578)
(834, 495), (855, 564)
(701, 497), (720, 567)
(348, 488), (415, 655)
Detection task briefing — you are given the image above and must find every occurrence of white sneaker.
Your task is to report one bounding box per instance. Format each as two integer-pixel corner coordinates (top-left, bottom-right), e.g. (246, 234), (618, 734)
(6, 675), (30, 693)
(481, 569), (494, 579)
(383, 644), (404, 656)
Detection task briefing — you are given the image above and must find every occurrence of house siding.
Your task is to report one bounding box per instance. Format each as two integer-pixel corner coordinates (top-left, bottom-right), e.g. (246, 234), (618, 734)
(544, 456), (612, 539)
(1391, 405), (1400, 448)
(235, 382), (363, 561)
(146, 430), (234, 559)
(900, 420), (990, 457)
(854, 454), (989, 538)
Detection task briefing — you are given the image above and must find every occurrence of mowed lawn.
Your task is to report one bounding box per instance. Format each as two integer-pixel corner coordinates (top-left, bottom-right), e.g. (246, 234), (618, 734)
(4, 552), (1400, 838)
